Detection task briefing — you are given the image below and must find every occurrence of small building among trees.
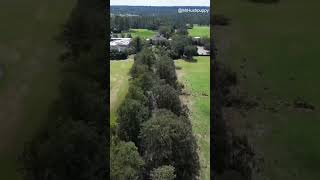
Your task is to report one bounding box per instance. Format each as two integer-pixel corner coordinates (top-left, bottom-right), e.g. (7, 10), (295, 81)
(110, 38), (132, 52)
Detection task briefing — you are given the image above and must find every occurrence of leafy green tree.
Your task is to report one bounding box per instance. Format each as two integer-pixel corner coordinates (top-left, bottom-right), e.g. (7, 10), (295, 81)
(130, 36), (143, 53)
(136, 72), (159, 92)
(176, 25), (188, 35)
(157, 55), (177, 87)
(126, 85), (148, 105)
(130, 63), (149, 79)
(171, 35), (192, 57)
(150, 165), (176, 180)
(110, 49), (128, 60)
(153, 84), (182, 115)
(134, 48), (156, 70)
(159, 26), (172, 38)
(200, 37), (210, 50)
(117, 99), (149, 145)
(184, 45), (198, 60)
(111, 137), (145, 180)
(140, 109), (200, 179)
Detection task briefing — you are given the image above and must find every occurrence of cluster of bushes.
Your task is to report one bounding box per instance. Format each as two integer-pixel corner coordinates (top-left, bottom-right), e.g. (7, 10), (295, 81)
(170, 34), (198, 60)
(130, 36), (144, 54)
(111, 46), (200, 179)
(158, 25), (174, 39)
(149, 37), (170, 47)
(19, 0), (108, 179)
(192, 37), (210, 51)
(112, 33), (132, 38)
(110, 49), (129, 60)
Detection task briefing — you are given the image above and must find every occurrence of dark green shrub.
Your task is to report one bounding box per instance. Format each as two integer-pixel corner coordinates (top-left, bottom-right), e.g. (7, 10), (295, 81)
(140, 109), (200, 179)
(117, 99), (149, 145)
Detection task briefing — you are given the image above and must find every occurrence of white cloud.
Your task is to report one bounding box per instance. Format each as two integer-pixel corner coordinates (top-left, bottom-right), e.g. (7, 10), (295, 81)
(110, 0), (210, 6)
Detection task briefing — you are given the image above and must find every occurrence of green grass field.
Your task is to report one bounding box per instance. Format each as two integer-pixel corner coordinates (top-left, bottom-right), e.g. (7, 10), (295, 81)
(0, 0), (75, 179)
(110, 59), (133, 127)
(175, 56), (210, 180)
(215, 0), (320, 179)
(130, 29), (156, 39)
(116, 29), (156, 39)
(188, 25), (210, 38)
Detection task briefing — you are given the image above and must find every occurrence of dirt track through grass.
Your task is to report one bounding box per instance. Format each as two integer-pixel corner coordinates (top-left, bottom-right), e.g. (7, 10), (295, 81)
(110, 59), (133, 127)
(175, 56), (210, 180)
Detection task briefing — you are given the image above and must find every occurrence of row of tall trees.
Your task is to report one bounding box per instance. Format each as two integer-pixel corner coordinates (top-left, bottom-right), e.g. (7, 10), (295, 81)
(111, 44), (200, 179)
(19, 0), (108, 179)
(111, 14), (210, 33)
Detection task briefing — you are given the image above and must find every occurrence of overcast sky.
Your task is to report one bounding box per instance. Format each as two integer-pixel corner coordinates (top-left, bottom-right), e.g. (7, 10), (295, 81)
(110, 0), (210, 6)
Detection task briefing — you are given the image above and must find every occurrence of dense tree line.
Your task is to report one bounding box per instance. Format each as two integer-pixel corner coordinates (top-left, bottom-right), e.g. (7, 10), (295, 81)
(110, 49), (129, 60)
(111, 43), (200, 179)
(19, 0), (108, 179)
(111, 13), (209, 33)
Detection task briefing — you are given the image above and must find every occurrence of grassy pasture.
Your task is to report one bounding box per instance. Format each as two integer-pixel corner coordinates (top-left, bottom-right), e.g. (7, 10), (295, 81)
(175, 56), (210, 180)
(130, 29), (156, 39)
(0, 0), (75, 179)
(110, 59), (133, 127)
(215, 0), (320, 179)
(116, 29), (156, 39)
(188, 25), (210, 38)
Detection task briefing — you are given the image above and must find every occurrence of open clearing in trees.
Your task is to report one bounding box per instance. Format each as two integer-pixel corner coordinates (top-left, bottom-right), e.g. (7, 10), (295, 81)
(110, 59), (133, 127)
(130, 29), (157, 39)
(116, 29), (157, 39)
(188, 25), (210, 38)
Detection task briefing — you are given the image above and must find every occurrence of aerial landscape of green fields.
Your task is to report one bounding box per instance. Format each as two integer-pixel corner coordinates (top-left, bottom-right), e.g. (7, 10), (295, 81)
(215, 0), (320, 179)
(110, 4), (210, 179)
(0, 0), (75, 179)
(4, 0), (320, 178)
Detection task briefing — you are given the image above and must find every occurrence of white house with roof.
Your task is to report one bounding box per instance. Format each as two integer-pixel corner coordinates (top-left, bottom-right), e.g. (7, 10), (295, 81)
(110, 38), (132, 52)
